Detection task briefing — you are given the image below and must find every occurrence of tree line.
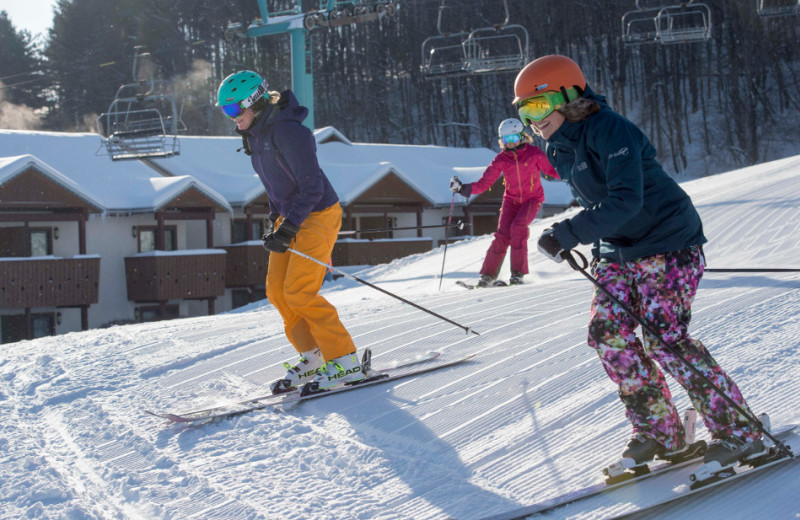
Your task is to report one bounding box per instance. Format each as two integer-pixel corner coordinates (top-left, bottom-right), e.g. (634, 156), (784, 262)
(1, 0), (798, 176)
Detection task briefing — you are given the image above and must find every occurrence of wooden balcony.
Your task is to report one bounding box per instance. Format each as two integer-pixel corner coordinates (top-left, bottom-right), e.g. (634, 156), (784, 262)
(124, 250), (226, 302)
(0, 256), (100, 309)
(332, 238), (434, 266)
(220, 242), (268, 287)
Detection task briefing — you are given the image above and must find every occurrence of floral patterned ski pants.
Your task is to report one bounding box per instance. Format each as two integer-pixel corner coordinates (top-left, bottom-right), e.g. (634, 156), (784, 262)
(589, 246), (760, 451)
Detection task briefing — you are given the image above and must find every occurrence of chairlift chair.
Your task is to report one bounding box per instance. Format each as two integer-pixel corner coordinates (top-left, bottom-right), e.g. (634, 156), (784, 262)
(303, 0), (397, 30)
(756, 0), (799, 17)
(96, 79), (184, 161)
(656, 2), (712, 44)
(421, 33), (471, 78)
(420, 0), (528, 79)
(463, 24), (529, 74)
(96, 50), (184, 161)
(621, 6), (662, 45)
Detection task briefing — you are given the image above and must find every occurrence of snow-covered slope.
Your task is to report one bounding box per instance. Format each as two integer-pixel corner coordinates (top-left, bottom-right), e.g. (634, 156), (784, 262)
(1, 156), (799, 520)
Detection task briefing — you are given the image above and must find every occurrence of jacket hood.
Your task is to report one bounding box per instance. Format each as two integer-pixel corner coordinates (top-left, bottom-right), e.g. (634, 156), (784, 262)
(579, 84), (609, 109)
(236, 90), (308, 136)
(547, 85), (609, 145)
(268, 90), (308, 125)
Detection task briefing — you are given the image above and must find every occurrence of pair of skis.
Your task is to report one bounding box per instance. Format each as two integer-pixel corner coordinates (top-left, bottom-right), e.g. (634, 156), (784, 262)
(479, 420), (797, 520)
(145, 349), (474, 424)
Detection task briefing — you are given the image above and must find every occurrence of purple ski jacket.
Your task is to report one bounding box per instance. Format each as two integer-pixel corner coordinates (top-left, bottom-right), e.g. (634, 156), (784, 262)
(237, 90), (339, 227)
(469, 143), (560, 203)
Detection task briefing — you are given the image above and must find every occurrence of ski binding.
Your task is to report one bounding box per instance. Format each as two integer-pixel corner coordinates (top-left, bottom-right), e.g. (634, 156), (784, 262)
(603, 408), (705, 485)
(687, 413), (794, 490)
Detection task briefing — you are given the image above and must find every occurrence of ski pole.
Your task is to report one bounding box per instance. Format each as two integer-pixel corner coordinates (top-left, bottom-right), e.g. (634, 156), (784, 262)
(287, 247), (480, 336)
(438, 193), (456, 291)
(562, 249), (790, 455)
(338, 221), (466, 237)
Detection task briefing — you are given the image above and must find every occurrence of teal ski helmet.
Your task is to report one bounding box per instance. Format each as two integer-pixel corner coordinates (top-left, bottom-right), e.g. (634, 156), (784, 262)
(216, 70), (269, 118)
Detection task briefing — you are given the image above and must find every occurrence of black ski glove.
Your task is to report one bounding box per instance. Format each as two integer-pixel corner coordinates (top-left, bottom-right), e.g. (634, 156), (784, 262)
(537, 228), (568, 263)
(262, 220), (300, 253)
(265, 212), (280, 234)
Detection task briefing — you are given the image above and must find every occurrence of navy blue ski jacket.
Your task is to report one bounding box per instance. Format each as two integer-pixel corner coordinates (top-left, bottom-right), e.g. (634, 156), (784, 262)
(546, 86), (706, 263)
(237, 90), (339, 227)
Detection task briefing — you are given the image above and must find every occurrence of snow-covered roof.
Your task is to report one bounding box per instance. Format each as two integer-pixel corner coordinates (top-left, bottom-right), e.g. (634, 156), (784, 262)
(0, 130), (231, 213)
(0, 128), (574, 211)
(0, 154), (106, 211)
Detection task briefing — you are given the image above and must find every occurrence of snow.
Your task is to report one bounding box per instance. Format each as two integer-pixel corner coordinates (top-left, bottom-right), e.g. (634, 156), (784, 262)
(1, 155), (799, 520)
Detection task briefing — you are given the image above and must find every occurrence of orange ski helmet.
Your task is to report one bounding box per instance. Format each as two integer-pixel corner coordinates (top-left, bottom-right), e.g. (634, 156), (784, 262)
(513, 55), (587, 105)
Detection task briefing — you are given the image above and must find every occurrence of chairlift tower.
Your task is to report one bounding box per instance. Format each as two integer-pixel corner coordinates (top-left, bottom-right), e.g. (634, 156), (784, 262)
(96, 48), (186, 161)
(421, 0), (529, 79)
(226, 0), (397, 130)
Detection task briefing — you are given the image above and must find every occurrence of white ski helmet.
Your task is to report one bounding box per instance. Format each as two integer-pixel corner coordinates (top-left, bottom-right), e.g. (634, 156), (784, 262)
(498, 118), (525, 138)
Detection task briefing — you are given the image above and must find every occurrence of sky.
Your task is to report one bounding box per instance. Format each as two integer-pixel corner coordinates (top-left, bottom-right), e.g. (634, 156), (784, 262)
(1, 153), (799, 519)
(1, 0), (57, 38)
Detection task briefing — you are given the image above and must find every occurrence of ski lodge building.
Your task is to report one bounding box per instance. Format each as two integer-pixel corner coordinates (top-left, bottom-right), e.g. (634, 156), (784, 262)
(0, 128), (573, 343)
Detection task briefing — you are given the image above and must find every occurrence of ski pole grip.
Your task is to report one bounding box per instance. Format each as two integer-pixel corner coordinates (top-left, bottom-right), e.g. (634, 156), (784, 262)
(564, 249), (588, 271)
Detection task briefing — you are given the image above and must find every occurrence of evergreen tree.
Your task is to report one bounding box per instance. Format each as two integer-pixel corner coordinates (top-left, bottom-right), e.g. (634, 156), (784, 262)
(0, 11), (49, 111)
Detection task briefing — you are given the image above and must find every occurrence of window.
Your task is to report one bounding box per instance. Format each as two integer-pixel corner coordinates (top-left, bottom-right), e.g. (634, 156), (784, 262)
(0, 227), (52, 257)
(358, 216), (395, 239)
(472, 214), (500, 236)
(30, 229), (52, 256)
(137, 226), (177, 252)
(231, 289), (249, 309)
(31, 314), (55, 338)
(136, 305), (180, 322)
(232, 218), (265, 243)
(1, 313), (55, 344)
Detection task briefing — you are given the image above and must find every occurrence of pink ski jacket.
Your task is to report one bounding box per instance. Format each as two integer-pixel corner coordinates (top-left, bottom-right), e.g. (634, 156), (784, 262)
(470, 143), (560, 203)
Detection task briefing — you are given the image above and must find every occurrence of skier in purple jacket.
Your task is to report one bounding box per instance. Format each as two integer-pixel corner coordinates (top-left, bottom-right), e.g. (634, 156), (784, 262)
(217, 70), (364, 393)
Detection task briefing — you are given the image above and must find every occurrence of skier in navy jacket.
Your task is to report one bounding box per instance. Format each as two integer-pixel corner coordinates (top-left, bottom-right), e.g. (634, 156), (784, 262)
(515, 55), (763, 469)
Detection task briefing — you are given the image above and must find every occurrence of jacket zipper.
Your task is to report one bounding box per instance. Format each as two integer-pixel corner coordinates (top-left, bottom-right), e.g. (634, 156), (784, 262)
(514, 150), (523, 203)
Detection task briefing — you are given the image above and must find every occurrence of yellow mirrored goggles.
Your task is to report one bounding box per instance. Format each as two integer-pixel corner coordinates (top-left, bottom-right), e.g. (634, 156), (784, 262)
(516, 88), (579, 124)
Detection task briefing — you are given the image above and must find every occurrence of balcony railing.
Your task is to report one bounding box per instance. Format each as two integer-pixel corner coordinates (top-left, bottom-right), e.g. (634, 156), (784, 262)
(332, 238), (434, 266)
(0, 256), (101, 309)
(125, 250), (226, 302)
(221, 241), (269, 287)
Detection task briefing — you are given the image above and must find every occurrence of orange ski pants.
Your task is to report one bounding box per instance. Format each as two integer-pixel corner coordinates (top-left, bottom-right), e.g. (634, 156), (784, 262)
(266, 203), (356, 361)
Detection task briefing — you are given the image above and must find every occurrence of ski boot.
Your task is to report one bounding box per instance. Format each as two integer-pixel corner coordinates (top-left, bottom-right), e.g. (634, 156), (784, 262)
(509, 271), (524, 285)
(301, 351), (367, 395)
(270, 348), (324, 394)
(689, 413), (776, 489)
(603, 408), (707, 484)
(476, 274), (494, 288)
(688, 413), (794, 490)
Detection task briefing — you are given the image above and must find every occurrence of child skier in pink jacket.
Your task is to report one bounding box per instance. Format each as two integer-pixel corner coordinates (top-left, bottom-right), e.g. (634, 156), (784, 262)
(450, 118), (560, 286)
